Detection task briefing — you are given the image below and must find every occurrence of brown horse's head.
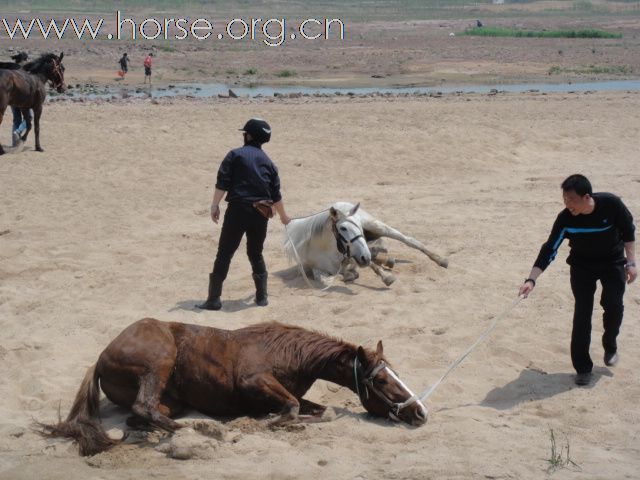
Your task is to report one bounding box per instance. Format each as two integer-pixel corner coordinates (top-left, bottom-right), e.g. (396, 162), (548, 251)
(23, 52), (66, 93)
(355, 341), (428, 426)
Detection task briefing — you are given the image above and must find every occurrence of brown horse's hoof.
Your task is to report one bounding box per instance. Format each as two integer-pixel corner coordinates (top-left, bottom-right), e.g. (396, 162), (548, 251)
(36, 147), (44, 152)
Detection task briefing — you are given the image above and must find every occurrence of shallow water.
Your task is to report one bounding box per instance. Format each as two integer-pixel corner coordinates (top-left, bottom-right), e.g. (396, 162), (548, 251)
(60, 79), (640, 100)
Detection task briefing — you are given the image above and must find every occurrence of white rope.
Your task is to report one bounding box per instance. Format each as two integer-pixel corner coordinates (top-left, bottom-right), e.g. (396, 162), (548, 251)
(397, 295), (525, 410)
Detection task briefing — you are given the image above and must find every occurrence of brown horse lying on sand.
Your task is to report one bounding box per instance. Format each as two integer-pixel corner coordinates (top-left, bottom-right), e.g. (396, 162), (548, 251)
(41, 319), (428, 456)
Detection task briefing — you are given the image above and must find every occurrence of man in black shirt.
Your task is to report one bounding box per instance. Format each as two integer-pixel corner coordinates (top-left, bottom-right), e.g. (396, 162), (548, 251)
(198, 118), (291, 311)
(519, 174), (636, 386)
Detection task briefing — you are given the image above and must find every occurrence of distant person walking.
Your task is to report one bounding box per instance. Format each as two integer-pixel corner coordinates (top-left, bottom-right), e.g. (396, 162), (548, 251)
(143, 53), (153, 84)
(118, 52), (129, 78)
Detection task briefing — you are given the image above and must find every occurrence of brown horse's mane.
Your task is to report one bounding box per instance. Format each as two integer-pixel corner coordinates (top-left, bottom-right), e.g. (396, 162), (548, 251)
(241, 321), (385, 374)
(23, 53), (58, 76)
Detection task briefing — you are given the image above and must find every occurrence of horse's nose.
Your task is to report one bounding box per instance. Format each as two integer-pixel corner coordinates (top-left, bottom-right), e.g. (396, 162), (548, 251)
(413, 403), (428, 425)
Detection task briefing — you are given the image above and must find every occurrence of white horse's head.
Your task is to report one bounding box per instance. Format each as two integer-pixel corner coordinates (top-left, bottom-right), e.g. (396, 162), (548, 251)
(330, 203), (371, 267)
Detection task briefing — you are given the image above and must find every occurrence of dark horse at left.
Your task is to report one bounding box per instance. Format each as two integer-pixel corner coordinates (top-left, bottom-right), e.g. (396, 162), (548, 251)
(0, 52), (65, 155)
(41, 319), (428, 456)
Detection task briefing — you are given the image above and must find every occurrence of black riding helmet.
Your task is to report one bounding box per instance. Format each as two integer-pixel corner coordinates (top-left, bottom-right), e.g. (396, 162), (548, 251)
(240, 118), (271, 144)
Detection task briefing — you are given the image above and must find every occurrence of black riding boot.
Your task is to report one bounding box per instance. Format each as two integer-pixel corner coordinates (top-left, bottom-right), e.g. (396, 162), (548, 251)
(253, 272), (268, 307)
(197, 273), (223, 310)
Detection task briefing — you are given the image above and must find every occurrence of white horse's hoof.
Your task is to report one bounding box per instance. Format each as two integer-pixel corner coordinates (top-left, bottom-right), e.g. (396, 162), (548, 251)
(342, 271), (359, 282)
(382, 273), (396, 286)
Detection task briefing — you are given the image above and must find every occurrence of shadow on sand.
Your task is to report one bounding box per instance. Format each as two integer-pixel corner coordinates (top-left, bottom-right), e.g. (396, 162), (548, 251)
(480, 366), (614, 410)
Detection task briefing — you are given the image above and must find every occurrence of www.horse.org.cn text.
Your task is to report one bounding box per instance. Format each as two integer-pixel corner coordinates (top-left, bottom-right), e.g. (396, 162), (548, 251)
(1, 11), (346, 47)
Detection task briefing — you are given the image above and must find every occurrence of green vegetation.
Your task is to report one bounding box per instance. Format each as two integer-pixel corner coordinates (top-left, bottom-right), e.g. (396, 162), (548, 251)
(243, 68), (257, 75)
(275, 69), (297, 78)
(548, 64), (633, 75)
(546, 429), (579, 473)
(157, 44), (175, 53)
(462, 26), (622, 38)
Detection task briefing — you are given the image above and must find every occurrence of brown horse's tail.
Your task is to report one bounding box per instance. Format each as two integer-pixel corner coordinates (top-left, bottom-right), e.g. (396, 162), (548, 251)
(38, 363), (120, 456)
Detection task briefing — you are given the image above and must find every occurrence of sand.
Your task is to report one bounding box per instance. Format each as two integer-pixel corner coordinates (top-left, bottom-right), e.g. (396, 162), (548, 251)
(1, 91), (639, 479)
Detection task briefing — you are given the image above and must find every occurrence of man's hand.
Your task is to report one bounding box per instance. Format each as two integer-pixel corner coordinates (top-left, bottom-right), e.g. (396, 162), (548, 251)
(280, 214), (291, 226)
(211, 204), (220, 224)
(518, 279), (535, 298)
(627, 264), (637, 284)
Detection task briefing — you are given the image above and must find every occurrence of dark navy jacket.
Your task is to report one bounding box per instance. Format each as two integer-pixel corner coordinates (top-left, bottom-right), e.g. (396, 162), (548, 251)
(215, 143), (282, 204)
(534, 192), (635, 270)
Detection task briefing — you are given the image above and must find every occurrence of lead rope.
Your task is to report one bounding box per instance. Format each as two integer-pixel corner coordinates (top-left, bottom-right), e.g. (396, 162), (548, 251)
(396, 295), (525, 410)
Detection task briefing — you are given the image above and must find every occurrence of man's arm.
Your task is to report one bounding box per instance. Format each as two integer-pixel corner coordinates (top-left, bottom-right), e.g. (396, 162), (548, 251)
(518, 213), (565, 297)
(210, 188), (225, 224)
(273, 200), (290, 225)
(625, 241), (637, 284)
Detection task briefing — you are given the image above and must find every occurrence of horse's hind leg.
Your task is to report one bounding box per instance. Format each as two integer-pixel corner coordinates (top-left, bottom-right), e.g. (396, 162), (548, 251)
(126, 395), (184, 430)
(101, 378), (184, 431)
(130, 373), (182, 432)
(365, 219), (448, 268)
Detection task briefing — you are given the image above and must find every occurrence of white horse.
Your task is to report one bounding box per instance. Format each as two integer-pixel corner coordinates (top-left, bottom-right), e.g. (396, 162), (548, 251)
(284, 202), (448, 286)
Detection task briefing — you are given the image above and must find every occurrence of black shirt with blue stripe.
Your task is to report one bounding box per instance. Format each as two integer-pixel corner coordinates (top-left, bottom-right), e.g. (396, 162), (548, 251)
(215, 142), (282, 205)
(534, 192), (635, 271)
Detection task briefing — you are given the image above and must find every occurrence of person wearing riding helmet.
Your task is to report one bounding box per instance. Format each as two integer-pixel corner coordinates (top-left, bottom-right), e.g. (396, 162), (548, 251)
(198, 118), (291, 311)
(10, 52), (31, 146)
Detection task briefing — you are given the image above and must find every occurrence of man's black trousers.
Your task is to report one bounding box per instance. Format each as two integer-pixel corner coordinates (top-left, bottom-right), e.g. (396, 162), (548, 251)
(212, 202), (268, 280)
(569, 263), (626, 374)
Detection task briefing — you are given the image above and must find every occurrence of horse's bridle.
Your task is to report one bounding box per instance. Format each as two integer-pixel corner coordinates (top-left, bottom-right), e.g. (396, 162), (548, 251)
(332, 218), (365, 258)
(353, 356), (412, 421)
(49, 59), (65, 91)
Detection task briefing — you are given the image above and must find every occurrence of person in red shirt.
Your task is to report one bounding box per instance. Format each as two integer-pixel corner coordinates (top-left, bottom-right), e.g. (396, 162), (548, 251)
(143, 53), (153, 84)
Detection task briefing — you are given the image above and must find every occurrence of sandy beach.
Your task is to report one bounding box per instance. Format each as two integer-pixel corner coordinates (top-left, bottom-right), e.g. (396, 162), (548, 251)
(0, 89), (639, 478)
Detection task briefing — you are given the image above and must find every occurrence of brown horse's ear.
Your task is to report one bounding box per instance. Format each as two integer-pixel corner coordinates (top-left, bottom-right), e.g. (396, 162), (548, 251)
(59, 52), (64, 61)
(375, 340), (384, 358)
(356, 346), (368, 368)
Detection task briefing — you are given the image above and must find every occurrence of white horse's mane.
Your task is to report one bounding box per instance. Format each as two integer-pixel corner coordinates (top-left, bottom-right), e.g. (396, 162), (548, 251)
(283, 208), (332, 264)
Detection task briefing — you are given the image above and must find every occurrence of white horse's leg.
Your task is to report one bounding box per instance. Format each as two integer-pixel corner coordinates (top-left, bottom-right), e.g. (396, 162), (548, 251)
(370, 262), (395, 286)
(372, 251), (396, 269)
(364, 219), (448, 268)
(312, 268), (344, 287)
(341, 258), (359, 282)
